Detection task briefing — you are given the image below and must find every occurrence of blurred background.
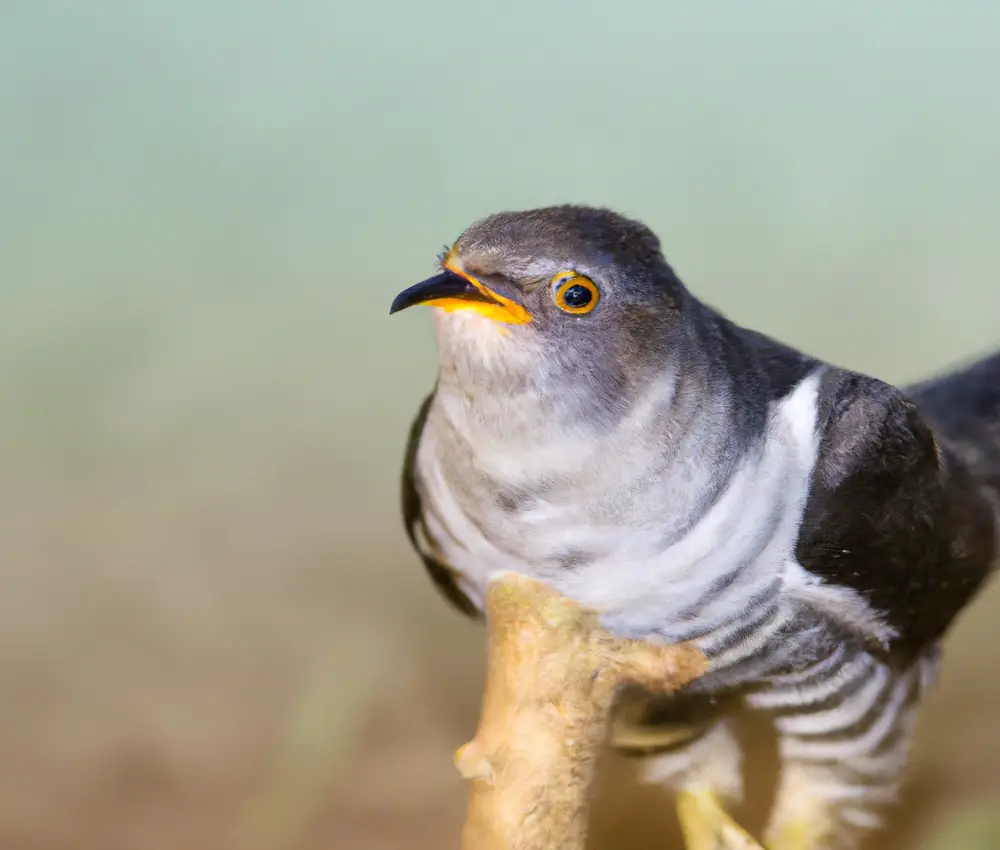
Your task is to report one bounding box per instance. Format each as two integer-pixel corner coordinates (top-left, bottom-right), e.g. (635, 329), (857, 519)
(2, 2), (999, 849)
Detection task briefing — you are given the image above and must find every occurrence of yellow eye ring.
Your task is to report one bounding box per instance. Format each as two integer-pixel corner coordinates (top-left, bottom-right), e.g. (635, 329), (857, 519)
(552, 272), (600, 315)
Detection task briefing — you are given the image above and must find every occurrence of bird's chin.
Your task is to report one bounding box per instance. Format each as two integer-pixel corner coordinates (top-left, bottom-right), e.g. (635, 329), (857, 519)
(432, 308), (536, 377)
(432, 307), (518, 345)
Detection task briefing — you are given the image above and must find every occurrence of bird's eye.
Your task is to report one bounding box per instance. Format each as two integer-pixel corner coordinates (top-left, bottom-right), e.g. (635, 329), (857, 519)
(551, 272), (599, 315)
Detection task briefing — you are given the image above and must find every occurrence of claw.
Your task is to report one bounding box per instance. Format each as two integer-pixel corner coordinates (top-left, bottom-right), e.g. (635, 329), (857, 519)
(677, 788), (764, 850)
(764, 819), (833, 850)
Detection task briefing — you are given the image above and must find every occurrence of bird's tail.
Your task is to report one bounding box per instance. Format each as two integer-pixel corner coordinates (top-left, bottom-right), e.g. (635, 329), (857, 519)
(906, 350), (1000, 511)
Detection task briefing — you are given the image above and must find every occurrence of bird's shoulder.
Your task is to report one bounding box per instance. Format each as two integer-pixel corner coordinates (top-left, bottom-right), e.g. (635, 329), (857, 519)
(401, 390), (481, 618)
(795, 365), (996, 653)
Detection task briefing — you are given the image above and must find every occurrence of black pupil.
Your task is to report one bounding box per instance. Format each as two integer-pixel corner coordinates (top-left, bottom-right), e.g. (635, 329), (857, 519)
(562, 283), (592, 308)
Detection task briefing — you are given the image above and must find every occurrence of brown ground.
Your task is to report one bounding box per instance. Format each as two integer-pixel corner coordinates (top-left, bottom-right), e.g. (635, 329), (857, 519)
(4, 412), (1000, 850)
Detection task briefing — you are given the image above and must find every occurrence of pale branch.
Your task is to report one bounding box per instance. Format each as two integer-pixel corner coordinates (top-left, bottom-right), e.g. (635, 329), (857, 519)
(454, 572), (713, 850)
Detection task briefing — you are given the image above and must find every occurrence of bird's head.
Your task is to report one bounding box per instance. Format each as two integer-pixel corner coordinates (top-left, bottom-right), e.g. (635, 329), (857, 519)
(390, 205), (690, 409)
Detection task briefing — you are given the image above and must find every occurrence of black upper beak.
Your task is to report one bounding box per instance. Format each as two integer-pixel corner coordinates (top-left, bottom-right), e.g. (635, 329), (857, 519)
(389, 270), (499, 315)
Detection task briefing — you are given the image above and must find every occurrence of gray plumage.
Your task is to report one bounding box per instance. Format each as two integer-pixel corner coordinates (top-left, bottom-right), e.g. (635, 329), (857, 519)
(392, 205), (999, 848)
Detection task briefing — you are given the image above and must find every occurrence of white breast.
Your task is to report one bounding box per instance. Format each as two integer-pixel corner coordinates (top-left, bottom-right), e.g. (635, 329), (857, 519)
(414, 370), (891, 648)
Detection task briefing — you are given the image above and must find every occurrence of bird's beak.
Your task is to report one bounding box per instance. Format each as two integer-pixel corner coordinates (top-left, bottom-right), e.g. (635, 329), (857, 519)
(389, 269), (531, 325)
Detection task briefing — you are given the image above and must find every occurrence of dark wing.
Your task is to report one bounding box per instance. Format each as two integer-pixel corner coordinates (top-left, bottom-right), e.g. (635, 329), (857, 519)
(401, 392), (481, 619)
(797, 370), (997, 656)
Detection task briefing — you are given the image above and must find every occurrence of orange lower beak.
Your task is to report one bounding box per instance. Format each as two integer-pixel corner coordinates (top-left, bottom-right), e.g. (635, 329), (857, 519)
(390, 270), (531, 324)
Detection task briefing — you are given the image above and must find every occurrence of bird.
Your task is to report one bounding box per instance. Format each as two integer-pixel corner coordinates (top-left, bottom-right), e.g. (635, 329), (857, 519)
(388, 205), (1000, 850)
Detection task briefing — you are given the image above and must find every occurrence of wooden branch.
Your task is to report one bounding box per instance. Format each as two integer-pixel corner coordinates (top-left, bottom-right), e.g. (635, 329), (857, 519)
(455, 572), (709, 850)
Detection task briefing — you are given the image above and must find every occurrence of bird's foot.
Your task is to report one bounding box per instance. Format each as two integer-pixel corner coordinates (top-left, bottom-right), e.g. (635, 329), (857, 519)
(677, 788), (764, 850)
(763, 817), (833, 850)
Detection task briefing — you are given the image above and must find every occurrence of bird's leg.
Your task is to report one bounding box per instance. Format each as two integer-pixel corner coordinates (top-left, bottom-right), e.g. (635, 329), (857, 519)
(635, 720), (764, 850)
(762, 752), (913, 850)
(759, 651), (933, 850)
(677, 787), (764, 850)
(761, 763), (838, 850)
